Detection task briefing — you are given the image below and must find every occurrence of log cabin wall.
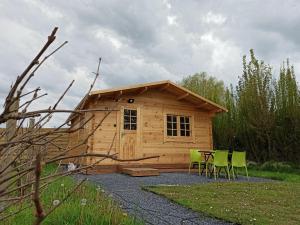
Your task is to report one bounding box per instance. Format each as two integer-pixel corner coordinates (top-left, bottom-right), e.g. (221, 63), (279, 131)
(85, 89), (214, 167)
(66, 115), (88, 165)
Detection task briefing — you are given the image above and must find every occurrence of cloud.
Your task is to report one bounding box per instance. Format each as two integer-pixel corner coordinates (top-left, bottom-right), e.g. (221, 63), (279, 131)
(0, 0), (299, 126)
(202, 11), (227, 25)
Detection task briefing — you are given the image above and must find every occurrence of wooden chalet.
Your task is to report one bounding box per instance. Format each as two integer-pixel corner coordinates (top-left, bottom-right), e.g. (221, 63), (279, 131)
(67, 80), (227, 174)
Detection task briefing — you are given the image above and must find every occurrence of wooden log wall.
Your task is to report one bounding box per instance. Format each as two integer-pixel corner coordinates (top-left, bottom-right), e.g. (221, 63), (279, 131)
(85, 89), (214, 166)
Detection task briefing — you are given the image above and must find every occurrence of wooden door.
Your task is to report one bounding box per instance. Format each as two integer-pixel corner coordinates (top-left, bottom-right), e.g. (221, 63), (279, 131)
(120, 107), (139, 160)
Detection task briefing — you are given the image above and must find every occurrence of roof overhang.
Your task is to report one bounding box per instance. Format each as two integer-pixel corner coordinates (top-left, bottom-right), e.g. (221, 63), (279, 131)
(69, 80), (227, 121)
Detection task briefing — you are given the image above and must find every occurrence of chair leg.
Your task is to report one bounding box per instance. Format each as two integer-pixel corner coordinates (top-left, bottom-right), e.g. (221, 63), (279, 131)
(226, 166), (230, 180)
(214, 166), (216, 180)
(205, 163), (208, 177)
(198, 163), (201, 176)
(189, 162), (192, 174)
(232, 166), (235, 179)
(245, 166), (249, 180)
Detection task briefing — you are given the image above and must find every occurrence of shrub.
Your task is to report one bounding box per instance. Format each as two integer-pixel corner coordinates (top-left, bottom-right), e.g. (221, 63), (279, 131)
(260, 161), (293, 173)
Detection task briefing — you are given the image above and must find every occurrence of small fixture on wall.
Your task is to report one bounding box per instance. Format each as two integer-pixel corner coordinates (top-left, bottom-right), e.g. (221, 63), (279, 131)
(128, 99), (135, 103)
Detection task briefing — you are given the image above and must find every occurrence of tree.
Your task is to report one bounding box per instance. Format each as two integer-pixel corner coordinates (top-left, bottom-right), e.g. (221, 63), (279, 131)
(180, 49), (300, 163)
(180, 72), (225, 104)
(274, 60), (300, 162)
(179, 72), (235, 149)
(0, 27), (158, 225)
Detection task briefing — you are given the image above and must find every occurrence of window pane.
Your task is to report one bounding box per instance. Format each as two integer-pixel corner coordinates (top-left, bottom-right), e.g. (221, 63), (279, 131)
(180, 117), (184, 123)
(179, 116), (191, 136)
(124, 115), (130, 123)
(131, 123), (137, 130)
(186, 124), (190, 130)
(166, 115), (179, 136)
(171, 123), (175, 129)
(124, 109), (137, 130)
(124, 109), (130, 116)
(167, 115), (172, 122)
(172, 130), (177, 136)
(131, 110), (137, 116)
(124, 123), (130, 130)
(131, 116), (137, 123)
(185, 117), (189, 123)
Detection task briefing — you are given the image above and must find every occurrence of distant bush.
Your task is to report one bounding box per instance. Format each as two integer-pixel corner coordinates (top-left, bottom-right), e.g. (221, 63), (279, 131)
(247, 161), (258, 168)
(258, 161), (299, 173)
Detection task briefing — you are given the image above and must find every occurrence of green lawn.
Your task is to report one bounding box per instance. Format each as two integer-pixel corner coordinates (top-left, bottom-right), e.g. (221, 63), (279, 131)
(234, 162), (300, 183)
(146, 182), (300, 225)
(3, 165), (142, 225)
(244, 168), (300, 183)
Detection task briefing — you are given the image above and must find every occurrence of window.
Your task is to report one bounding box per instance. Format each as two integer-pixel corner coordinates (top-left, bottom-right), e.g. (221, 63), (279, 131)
(166, 115), (191, 137)
(124, 109), (137, 130)
(180, 116), (190, 136)
(167, 115), (177, 136)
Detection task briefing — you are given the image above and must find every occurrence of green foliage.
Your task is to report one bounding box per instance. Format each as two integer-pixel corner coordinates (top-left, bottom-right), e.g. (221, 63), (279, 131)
(180, 72), (225, 104)
(259, 161), (293, 172)
(146, 182), (300, 225)
(4, 165), (142, 225)
(180, 49), (300, 163)
(180, 73), (236, 149)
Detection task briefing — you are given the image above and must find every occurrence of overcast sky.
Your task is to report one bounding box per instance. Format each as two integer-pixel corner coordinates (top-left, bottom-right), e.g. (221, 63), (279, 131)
(0, 0), (300, 126)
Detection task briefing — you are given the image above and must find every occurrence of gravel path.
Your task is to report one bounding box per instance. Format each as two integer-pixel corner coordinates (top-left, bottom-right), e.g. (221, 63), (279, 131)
(75, 173), (267, 225)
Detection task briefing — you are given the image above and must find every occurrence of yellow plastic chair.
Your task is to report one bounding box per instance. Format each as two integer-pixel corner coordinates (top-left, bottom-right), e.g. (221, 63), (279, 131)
(213, 150), (230, 180)
(231, 151), (248, 180)
(189, 149), (205, 175)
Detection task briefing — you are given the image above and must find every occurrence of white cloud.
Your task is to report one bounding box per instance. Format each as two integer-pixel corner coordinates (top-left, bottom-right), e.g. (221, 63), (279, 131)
(1, 0), (300, 126)
(167, 15), (178, 26)
(163, 0), (172, 9)
(202, 11), (227, 25)
(24, 0), (63, 19)
(94, 28), (123, 50)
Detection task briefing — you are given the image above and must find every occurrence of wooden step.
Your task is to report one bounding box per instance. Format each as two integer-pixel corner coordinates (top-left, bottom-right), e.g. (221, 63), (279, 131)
(122, 167), (160, 177)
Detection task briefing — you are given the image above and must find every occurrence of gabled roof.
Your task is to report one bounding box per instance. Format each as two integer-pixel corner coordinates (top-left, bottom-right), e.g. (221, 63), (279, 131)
(89, 80), (227, 113)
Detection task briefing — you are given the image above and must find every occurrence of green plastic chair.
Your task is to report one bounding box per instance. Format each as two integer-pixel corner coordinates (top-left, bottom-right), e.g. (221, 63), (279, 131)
(189, 149), (205, 175)
(213, 150), (230, 180)
(231, 151), (248, 180)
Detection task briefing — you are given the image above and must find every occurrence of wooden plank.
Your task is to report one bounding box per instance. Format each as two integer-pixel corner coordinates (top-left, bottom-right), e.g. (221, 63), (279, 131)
(121, 167), (160, 176)
(176, 93), (189, 100)
(114, 90), (123, 101)
(137, 86), (148, 95)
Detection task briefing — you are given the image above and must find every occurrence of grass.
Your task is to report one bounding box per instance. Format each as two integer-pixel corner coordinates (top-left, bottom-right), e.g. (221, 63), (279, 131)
(243, 168), (300, 183)
(146, 182), (300, 225)
(3, 164), (142, 225)
(238, 161), (300, 183)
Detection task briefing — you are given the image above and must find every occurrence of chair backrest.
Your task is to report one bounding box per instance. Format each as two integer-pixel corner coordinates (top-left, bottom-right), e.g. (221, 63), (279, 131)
(231, 151), (246, 167)
(213, 150), (229, 167)
(189, 149), (202, 162)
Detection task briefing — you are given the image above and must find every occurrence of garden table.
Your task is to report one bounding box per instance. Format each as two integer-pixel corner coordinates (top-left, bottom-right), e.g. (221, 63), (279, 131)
(198, 150), (215, 175)
(197, 150), (233, 176)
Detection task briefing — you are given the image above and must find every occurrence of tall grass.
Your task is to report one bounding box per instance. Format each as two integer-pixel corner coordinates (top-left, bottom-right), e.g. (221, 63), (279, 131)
(3, 165), (142, 225)
(241, 161), (300, 183)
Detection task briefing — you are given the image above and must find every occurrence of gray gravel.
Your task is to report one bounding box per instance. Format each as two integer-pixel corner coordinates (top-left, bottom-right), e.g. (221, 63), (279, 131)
(75, 172), (268, 225)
